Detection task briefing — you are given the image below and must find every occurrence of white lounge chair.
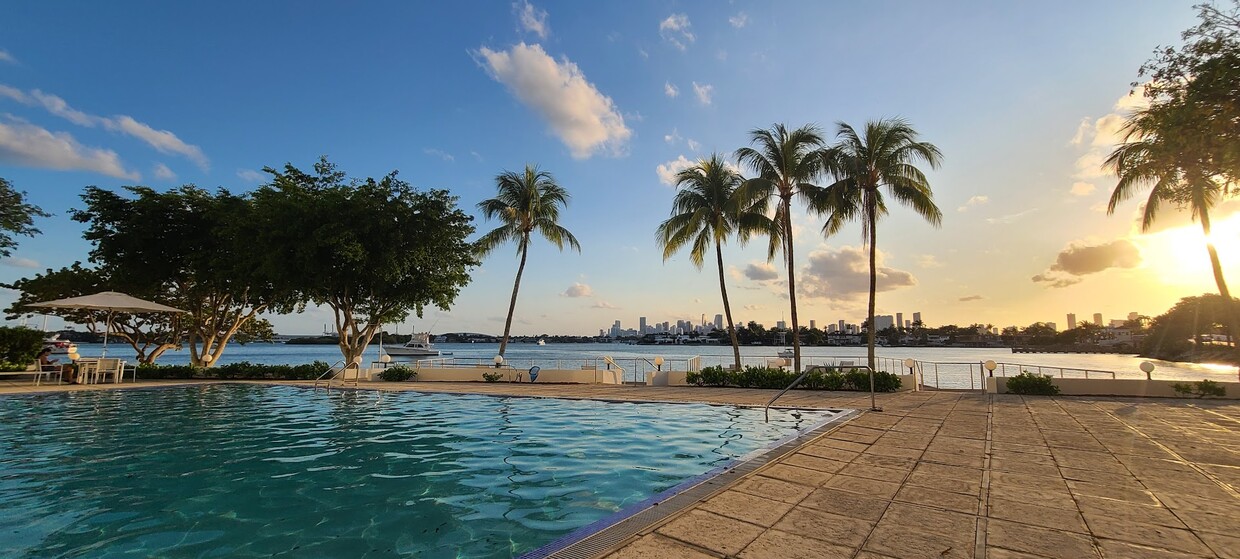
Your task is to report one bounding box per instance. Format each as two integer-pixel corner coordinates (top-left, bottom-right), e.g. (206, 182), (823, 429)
(92, 358), (125, 384)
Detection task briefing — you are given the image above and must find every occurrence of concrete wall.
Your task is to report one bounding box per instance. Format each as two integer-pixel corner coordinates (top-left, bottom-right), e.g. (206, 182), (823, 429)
(369, 366), (625, 384)
(987, 376), (1240, 399)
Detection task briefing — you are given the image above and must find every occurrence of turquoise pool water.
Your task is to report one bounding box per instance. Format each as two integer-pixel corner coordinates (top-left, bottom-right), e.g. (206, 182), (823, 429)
(0, 385), (836, 558)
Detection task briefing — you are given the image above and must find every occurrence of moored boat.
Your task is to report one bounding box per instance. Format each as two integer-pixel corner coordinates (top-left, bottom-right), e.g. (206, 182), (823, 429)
(383, 333), (439, 357)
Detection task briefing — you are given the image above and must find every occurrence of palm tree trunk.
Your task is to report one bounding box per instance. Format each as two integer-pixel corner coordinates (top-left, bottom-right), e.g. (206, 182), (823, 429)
(782, 195), (802, 373)
(716, 241), (742, 371)
(1200, 212), (1240, 378)
(866, 192), (878, 372)
(499, 239), (529, 357)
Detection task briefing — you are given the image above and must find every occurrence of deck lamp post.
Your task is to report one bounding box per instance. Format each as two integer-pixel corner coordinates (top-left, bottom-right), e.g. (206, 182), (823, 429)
(493, 355), (504, 368)
(1140, 361), (1155, 380)
(202, 354), (214, 366)
(903, 358), (915, 375)
(654, 356), (664, 372)
(984, 360), (997, 377)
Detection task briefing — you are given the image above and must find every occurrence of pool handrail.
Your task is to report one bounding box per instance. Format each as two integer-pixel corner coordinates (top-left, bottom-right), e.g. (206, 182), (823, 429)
(765, 364), (880, 421)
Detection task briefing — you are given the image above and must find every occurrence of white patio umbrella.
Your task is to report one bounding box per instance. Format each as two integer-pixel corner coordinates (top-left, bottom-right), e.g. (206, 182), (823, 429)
(26, 291), (186, 357)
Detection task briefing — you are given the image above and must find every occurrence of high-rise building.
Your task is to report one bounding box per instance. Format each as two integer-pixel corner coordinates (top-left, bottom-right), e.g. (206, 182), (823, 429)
(639, 316), (647, 335)
(828, 324), (838, 333)
(1047, 322), (1057, 331)
(912, 312), (922, 325)
(874, 315), (895, 331)
(1128, 312), (1139, 321)
(776, 320), (787, 330)
(1067, 313), (1077, 329)
(714, 314), (723, 330)
(896, 313), (904, 330)
(1092, 313), (1103, 326)
(838, 319), (846, 332)
(809, 319), (816, 330)
(611, 320), (621, 338)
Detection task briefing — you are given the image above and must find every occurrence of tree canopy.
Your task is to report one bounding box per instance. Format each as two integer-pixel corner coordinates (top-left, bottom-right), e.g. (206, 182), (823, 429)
(252, 157), (479, 364)
(0, 177), (49, 258)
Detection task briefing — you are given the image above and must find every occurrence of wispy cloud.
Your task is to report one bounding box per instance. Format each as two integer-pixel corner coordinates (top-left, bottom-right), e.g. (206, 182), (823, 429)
(1070, 88), (1148, 180)
(659, 14), (695, 50)
(687, 139), (700, 152)
(986, 208), (1037, 224)
(514, 1), (549, 39)
(476, 43), (631, 158)
(664, 81), (679, 98)
(729, 12), (749, 28)
(656, 155), (694, 186)
(692, 82), (713, 106)
(1, 257), (40, 269)
(663, 127), (681, 144)
(1070, 181), (1095, 196)
(562, 283), (593, 297)
(423, 148), (455, 162)
(3, 86), (208, 170)
(0, 118), (139, 179)
(957, 195), (988, 212)
(0, 49), (16, 64)
(916, 254), (945, 268)
(236, 169), (265, 183)
(591, 300), (619, 309)
(958, 295), (983, 302)
(152, 163), (176, 180)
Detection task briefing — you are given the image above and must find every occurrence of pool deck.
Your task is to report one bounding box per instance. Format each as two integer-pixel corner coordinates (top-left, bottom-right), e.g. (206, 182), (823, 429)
(2, 379), (1237, 558)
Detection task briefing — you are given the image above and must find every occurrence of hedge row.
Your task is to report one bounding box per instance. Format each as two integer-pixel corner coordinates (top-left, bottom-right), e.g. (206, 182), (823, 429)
(136, 361), (333, 380)
(686, 365), (902, 392)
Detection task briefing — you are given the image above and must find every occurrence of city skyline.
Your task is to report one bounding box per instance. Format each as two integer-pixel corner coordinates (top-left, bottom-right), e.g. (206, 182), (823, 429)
(1, 2), (1236, 336)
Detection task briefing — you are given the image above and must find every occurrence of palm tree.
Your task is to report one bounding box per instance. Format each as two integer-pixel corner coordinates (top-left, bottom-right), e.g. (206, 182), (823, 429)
(1105, 103), (1240, 369)
(820, 118), (943, 372)
(477, 165), (580, 357)
(735, 124), (826, 373)
(656, 154), (771, 370)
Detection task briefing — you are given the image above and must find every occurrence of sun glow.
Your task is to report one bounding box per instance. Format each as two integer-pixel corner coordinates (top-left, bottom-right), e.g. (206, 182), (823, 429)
(1138, 212), (1240, 288)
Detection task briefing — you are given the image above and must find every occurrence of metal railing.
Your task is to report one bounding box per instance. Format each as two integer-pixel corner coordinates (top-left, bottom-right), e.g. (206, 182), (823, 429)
(409, 355), (703, 385)
(991, 361), (1117, 380)
(313, 360), (361, 390)
(765, 364), (881, 421)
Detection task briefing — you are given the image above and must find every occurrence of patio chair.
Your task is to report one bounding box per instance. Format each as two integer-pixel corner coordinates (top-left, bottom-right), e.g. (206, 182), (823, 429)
(93, 358), (125, 384)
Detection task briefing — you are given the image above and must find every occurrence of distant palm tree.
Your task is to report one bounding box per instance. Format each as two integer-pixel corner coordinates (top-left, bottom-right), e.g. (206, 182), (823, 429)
(477, 165), (580, 357)
(736, 124), (826, 373)
(820, 118), (943, 372)
(1106, 103), (1240, 366)
(656, 154), (770, 370)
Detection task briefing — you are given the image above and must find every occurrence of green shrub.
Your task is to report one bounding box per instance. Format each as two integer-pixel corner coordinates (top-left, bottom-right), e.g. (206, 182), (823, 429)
(482, 371), (503, 383)
(1005, 371), (1061, 396)
(686, 370), (702, 385)
(1171, 379), (1227, 398)
(697, 365), (732, 387)
(378, 366), (416, 382)
(135, 361), (331, 380)
(685, 364), (901, 392)
(0, 326), (45, 371)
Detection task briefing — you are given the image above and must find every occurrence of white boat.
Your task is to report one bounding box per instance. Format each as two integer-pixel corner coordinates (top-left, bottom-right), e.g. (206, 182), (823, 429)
(44, 335), (77, 355)
(383, 333), (439, 357)
(537, 339), (546, 346)
(777, 348), (795, 359)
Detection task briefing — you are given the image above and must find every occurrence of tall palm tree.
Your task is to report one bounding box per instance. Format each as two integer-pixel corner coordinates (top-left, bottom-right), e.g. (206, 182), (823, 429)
(1105, 103), (1240, 369)
(735, 124), (826, 373)
(477, 165), (580, 357)
(820, 118), (943, 372)
(656, 154), (771, 370)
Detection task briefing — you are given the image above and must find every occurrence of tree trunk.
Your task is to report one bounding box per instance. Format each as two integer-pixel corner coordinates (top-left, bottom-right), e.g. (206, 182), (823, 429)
(499, 237), (529, 357)
(1200, 212), (1240, 379)
(782, 194), (802, 373)
(866, 192), (878, 372)
(716, 241), (742, 371)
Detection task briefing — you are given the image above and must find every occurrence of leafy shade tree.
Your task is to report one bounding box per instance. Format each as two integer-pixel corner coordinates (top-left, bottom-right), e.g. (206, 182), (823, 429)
(736, 124), (826, 372)
(1140, 294), (1240, 364)
(656, 154), (769, 370)
(0, 177), (49, 258)
(477, 165), (580, 357)
(3, 263), (182, 363)
(253, 157), (479, 365)
(820, 119), (943, 372)
(71, 186), (285, 366)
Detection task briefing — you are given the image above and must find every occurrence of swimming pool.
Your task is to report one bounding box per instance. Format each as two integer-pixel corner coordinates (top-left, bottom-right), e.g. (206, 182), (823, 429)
(0, 384), (844, 558)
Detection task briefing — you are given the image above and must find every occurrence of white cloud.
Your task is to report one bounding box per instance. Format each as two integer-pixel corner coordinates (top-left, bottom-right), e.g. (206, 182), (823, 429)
(957, 195), (988, 212)
(1070, 181), (1095, 196)
(692, 82), (713, 106)
(1033, 239), (1141, 288)
(5, 87), (209, 170)
(591, 300), (620, 309)
(800, 245), (917, 300)
(1, 257), (40, 269)
(236, 169), (265, 183)
(0, 49), (15, 64)
(743, 304), (763, 311)
(916, 254), (945, 268)
(656, 155), (694, 186)
(514, 1), (550, 39)
(659, 14), (695, 50)
(477, 43), (631, 158)
(152, 163), (176, 180)
(959, 295), (983, 302)
(729, 12), (749, 28)
(638, 48), (649, 59)
(470, 150), (484, 162)
(1070, 88), (1151, 180)
(664, 81), (679, 98)
(423, 148), (455, 162)
(562, 283), (593, 297)
(986, 208), (1037, 225)
(687, 139), (701, 152)
(664, 127), (681, 144)
(743, 262), (779, 281)
(0, 119), (139, 179)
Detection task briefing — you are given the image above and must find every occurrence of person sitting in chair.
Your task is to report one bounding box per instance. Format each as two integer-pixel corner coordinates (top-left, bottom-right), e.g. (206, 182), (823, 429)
(37, 348), (77, 384)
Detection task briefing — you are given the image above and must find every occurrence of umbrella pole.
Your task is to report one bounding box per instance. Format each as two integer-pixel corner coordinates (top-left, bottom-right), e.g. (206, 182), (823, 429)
(102, 310), (112, 358)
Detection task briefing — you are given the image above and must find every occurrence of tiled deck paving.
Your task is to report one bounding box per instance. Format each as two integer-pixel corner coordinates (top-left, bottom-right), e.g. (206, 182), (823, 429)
(2, 379), (1237, 558)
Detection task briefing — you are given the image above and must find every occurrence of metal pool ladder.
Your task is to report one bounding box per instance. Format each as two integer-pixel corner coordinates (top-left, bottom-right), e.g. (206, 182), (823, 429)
(764, 364), (882, 421)
(314, 360), (361, 390)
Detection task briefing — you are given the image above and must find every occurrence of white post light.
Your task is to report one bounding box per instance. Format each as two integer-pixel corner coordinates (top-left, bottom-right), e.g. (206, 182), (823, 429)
(1139, 361), (1155, 380)
(380, 354), (392, 363)
(654, 356), (664, 371)
(202, 354), (214, 364)
(984, 360), (997, 377)
(493, 355), (504, 368)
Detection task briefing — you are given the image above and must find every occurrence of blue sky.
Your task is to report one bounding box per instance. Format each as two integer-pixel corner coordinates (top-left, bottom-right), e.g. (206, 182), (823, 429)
(3, 1), (1236, 336)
